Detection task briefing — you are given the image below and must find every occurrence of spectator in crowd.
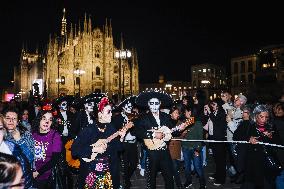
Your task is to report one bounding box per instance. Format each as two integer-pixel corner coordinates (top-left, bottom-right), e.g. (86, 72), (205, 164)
(0, 152), (24, 189)
(242, 105), (275, 189)
(3, 109), (34, 164)
(0, 114), (33, 188)
(20, 109), (32, 132)
(32, 110), (62, 189)
(204, 98), (227, 186)
(272, 102), (284, 189)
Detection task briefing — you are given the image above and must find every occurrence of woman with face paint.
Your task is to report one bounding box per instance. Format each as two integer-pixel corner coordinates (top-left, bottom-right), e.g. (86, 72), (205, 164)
(72, 96), (127, 189)
(32, 110), (62, 189)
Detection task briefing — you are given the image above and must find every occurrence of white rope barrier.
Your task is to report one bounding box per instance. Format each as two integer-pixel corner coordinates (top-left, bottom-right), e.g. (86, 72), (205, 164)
(171, 138), (284, 149)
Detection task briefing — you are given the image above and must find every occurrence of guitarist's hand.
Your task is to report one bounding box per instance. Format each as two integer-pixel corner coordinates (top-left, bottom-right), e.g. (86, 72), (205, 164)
(91, 139), (108, 148)
(154, 132), (164, 139)
(178, 123), (187, 131)
(92, 143), (107, 154)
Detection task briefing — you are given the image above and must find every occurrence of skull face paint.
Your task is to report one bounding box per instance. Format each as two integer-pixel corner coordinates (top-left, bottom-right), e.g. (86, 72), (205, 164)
(123, 102), (133, 114)
(84, 102), (95, 113)
(59, 101), (68, 111)
(148, 98), (161, 113)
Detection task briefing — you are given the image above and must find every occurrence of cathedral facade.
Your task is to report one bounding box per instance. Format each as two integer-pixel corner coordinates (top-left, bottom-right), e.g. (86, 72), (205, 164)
(15, 9), (139, 101)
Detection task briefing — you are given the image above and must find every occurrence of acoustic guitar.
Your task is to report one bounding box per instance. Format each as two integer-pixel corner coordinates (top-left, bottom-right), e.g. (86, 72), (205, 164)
(65, 139), (80, 168)
(144, 117), (195, 150)
(82, 122), (134, 162)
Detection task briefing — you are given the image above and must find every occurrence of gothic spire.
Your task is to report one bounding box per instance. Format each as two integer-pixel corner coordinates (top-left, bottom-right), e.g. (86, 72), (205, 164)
(105, 18), (109, 37)
(120, 33), (124, 50)
(84, 12), (87, 33)
(88, 15), (92, 34)
(109, 19), (112, 38)
(61, 8), (67, 36)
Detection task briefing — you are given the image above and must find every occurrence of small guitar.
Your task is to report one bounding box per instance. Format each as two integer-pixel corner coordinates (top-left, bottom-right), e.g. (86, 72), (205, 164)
(65, 139), (80, 168)
(144, 117), (195, 150)
(82, 122), (134, 162)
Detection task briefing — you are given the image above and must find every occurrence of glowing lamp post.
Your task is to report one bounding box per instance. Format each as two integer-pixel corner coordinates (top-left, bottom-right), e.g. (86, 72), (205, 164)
(115, 49), (132, 100)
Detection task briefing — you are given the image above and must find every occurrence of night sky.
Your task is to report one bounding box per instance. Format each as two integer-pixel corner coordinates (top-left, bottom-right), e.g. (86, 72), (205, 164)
(1, 1), (284, 88)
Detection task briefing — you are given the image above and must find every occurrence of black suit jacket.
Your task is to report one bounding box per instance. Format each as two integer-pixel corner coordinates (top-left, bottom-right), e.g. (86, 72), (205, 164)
(55, 110), (74, 137)
(134, 111), (174, 140)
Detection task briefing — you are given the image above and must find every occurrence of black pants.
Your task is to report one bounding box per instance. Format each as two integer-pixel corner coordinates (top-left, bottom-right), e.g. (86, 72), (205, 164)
(122, 142), (139, 188)
(211, 143), (227, 184)
(146, 149), (174, 189)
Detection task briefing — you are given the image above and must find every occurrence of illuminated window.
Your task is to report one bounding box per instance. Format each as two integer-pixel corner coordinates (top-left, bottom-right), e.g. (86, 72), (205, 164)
(203, 69), (207, 72)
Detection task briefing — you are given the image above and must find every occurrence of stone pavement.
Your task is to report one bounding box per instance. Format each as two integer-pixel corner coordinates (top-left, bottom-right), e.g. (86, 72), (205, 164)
(129, 153), (241, 189)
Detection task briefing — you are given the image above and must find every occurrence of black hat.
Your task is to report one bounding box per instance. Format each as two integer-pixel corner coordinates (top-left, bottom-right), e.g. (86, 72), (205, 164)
(53, 95), (75, 108)
(136, 90), (173, 107)
(72, 93), (108, 108)
(114, 96), (137, 113)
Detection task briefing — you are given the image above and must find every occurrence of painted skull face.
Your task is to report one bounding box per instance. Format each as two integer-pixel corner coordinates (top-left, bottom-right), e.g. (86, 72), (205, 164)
(123, 102), (133, 114)
(98, 105), (112, 123)
(59, 101), (68, 111)
(84, 102), (95, 112)
(148, 98), (160, 113)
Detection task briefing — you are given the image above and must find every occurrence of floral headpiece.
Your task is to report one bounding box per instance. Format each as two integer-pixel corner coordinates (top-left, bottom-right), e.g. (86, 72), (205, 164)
(98, 97), (109, 112)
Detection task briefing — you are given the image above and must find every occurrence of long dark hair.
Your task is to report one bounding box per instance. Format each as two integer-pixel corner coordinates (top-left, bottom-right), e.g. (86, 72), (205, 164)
(0, 152), (22, 189)
(31, 110), (57, 132)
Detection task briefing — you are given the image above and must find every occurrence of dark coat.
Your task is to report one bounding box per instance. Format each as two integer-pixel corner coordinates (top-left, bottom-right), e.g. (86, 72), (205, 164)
(71, 123), (123, 189)
(243, 123), (275, 187)
(71, 110), (93, 138)
(54, 110), (75, 138)
(206, 109), (227, 140)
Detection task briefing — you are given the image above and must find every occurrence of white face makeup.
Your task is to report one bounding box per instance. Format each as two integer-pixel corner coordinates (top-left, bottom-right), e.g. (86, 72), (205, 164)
(84, 102), (95, 113)
(148, 98), (161, 113)
(98, 105), (112, 123)
(123, 102), (133, 114)
(59, 101), (68, 111)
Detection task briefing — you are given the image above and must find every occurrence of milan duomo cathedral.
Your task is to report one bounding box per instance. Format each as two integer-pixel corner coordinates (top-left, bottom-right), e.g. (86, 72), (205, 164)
(14, 8), (139, 100)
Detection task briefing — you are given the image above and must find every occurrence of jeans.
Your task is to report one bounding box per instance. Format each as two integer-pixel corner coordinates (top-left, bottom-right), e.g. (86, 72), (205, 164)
(140, 148), (147, 170)
(172, 160), (182, 188)
(276, 169), (284, 189)
(182, 147), (206, 186)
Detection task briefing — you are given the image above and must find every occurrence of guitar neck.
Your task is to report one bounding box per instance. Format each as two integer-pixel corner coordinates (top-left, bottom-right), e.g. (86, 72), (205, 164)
(107, 131), (120, 143)
(171, 117), (194, 132)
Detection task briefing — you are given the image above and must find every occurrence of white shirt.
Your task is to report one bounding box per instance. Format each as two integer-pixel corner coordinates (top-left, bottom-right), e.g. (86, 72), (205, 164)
(0, 142), (12, 155)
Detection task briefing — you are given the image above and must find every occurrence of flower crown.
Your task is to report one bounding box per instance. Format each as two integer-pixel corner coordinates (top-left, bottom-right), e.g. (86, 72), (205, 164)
(98, 97), (109, 112)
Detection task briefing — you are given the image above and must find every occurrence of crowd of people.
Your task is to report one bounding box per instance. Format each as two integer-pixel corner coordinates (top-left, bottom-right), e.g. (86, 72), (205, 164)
(0, 89), (283, 189)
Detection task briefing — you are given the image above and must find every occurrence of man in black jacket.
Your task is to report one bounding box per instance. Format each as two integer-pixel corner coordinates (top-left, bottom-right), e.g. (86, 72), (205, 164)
(134, 90), (174, 189)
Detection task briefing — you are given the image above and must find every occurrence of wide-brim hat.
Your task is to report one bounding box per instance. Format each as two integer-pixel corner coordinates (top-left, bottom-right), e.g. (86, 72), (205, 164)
(136, 90), (173, 108)
(72, 93), (108, 109)
(114, 96), (137, 112)
(53, 95), (75, 108)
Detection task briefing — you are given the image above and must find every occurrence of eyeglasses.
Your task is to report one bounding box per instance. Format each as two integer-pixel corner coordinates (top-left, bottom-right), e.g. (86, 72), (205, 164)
(243, 111), (249, 114)
(4, 117), (18, 122)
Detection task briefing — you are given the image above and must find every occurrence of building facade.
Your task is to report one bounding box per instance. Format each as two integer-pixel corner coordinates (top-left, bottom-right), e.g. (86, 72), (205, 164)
(231, 44), (284, 102)
(191, 63), (227, 100)
(230, 54), (257, 95)
(15, 9), (139, 101)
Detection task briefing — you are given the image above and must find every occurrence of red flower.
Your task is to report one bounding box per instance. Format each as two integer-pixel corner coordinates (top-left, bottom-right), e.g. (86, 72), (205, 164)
(98, 97), (109, 112)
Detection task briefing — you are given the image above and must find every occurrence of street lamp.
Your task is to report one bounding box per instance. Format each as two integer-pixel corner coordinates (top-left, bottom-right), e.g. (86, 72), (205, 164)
(115, 49), (132, 101)
(73, 68), (86, 97)
(55, 78), (65, 97)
